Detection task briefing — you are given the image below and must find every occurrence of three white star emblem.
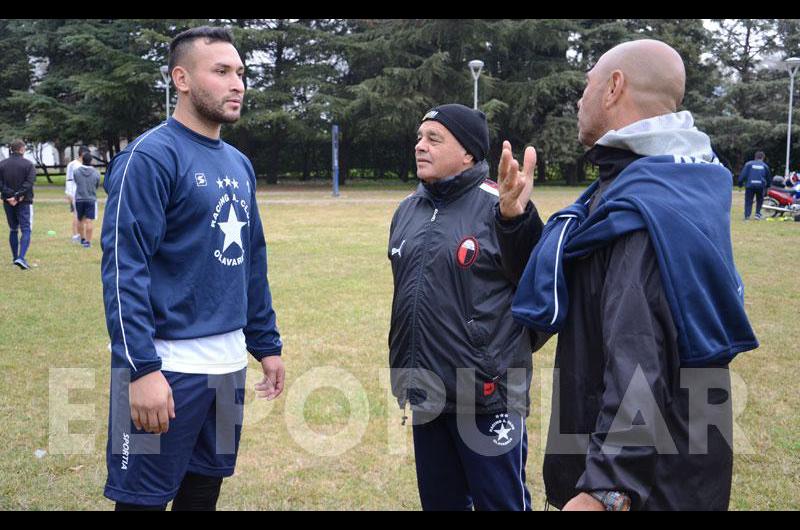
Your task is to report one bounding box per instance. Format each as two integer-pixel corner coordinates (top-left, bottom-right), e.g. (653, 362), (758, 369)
(494, 424), (512, 442)
(217, 203), (247, 253)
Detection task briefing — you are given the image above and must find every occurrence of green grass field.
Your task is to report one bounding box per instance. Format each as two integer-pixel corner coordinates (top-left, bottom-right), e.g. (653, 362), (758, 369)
(0, 183), (797, 510)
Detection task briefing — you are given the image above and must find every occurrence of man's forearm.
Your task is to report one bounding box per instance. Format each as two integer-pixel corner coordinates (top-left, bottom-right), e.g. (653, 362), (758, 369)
(494, 201), (543, 284)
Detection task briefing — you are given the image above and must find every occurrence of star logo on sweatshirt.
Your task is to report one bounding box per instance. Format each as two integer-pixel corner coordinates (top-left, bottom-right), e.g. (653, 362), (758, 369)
(217, 203), (247, 252)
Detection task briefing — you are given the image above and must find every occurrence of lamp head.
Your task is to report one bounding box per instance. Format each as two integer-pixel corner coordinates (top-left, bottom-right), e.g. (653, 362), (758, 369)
(468, 59), (484, 80)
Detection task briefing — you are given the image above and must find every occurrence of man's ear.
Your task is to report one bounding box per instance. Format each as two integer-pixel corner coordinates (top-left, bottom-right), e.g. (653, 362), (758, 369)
(172, 66), (190, 94)
(463, 151), (475, 165)
(605, 70), (625, 109)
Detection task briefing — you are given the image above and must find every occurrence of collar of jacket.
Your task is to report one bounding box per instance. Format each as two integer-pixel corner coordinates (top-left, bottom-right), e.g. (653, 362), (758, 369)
(418, 159), (489, 203)
(585, 145), (643, 182)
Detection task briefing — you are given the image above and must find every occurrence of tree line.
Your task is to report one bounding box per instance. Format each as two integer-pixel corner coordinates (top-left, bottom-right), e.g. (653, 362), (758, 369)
(1, 19), (798, 185)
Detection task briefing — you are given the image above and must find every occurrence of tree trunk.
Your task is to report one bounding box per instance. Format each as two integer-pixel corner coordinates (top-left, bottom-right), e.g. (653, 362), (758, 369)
(565, 162), (578, 186)
(265, 133), (281, 185)
(57, 144), (67, 169)
(399, 139), (416, 182)
(576, 155), (586, 183)
(33, 144), (53, 183)
(301, 144), (310, 181)
(537, 156), (547, 184)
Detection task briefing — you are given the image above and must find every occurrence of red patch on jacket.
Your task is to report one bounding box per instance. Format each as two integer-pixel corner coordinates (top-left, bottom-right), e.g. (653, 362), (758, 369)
(456, 236), (479, 268)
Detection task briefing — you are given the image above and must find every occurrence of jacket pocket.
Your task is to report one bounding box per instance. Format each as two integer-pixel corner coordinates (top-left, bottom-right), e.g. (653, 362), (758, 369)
(466, 318), (498, 376)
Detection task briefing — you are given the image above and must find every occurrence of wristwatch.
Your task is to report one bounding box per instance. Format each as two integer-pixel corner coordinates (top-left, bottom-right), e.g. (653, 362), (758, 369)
(588, 490), (632, 511)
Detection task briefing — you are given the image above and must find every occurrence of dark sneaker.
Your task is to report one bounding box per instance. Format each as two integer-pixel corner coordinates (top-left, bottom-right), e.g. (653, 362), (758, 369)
(82, 241), (91, 248)
(13, 257), (30, 270)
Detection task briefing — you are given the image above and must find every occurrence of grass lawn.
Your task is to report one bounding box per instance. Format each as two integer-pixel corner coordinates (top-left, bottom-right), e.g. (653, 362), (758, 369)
(0, 182), (797, 510)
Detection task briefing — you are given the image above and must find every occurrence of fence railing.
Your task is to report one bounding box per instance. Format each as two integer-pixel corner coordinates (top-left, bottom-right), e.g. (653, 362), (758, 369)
(33, 162), (108, 183)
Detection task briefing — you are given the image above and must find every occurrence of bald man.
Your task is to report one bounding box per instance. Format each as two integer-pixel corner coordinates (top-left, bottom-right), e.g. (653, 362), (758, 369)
(494, 39), (757, 511)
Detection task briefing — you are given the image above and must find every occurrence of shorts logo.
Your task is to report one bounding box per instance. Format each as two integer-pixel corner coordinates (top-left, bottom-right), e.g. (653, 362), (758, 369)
(195, 173), (207, 187)
(489, 413), (514, 447)
(121, 432), (130, 470)
(456, 236), (479, 268)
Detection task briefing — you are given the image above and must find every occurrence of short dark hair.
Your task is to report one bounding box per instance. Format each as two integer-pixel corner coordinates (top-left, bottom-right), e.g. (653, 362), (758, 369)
(755, 151), (765, 160)
(167, 26), (235, 80)
(10, 139), (25, 153)
(78, 145), (90, 156)
(81, 151), (93, 165)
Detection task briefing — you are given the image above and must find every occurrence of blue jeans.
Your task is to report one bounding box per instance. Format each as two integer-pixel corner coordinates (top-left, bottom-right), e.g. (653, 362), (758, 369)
(3, 201), (32, 260)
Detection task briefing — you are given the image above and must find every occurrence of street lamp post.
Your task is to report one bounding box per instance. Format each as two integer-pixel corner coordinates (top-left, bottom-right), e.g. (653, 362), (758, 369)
(783, 57), (800, 177)
(468, 60), (484, 110)
(160, 65), (170, 120)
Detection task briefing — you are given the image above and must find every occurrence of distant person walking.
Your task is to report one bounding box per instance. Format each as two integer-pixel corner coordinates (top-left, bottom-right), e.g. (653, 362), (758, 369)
(73, 150), (101, 248)
(738, 151), (771, 220)
(0, 139), (36, 269)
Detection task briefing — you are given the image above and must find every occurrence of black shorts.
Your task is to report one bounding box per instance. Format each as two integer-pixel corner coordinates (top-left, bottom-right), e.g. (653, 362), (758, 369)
(75, 200), (97, 220)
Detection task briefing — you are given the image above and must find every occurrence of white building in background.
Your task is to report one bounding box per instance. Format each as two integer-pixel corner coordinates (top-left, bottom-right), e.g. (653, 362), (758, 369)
(0, 142), (108, 168)
(0, 142), (60, 165)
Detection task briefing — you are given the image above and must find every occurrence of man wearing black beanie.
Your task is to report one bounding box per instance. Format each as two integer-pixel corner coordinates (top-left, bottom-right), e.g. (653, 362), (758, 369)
(387, 103), (545, 510)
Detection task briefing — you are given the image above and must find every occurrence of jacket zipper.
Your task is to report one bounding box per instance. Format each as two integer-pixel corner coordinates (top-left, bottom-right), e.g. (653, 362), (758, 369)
(404, 203), (439, 413)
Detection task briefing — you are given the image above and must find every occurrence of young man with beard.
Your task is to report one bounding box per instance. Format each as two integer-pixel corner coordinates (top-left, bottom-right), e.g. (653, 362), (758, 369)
(495, 39), (758, 510)
(101, 26), (284, 511)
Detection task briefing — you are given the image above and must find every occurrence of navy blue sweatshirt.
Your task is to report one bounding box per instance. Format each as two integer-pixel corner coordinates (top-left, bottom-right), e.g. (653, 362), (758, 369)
(100, 118), (282, 381)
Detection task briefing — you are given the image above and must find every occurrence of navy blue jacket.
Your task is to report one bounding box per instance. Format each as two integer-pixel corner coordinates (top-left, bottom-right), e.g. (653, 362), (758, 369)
(513, 154), (758, 367)
(0, 153), (36, 203)
(738, 160), (771, 190)
(388, 161), (542, 415)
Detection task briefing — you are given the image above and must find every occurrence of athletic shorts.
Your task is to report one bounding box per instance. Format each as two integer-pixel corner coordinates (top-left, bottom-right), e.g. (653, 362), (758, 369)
(75, 200), (97, 220)
(104, 368), (246, 506)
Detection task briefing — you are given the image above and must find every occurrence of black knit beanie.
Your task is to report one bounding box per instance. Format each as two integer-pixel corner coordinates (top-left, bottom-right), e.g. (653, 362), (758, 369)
(421, 103), (490, 162)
